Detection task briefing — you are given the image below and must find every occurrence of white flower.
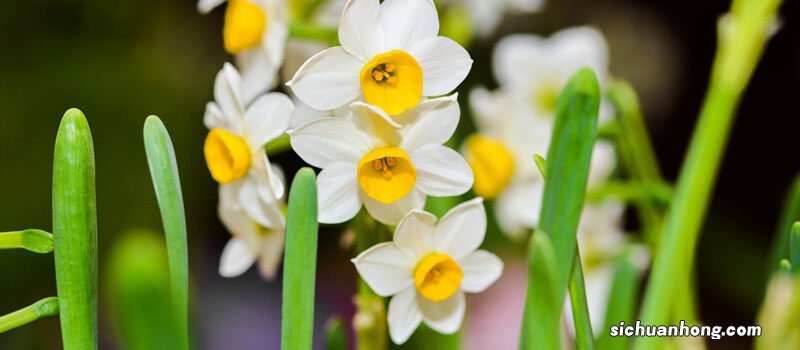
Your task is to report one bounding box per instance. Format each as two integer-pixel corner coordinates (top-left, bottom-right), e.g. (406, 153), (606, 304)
(288, 95), (473, 225)
(441, 0), (545, 37)
(352, 198), (503, 344)
(203, 63), (293, 224)
(217, 184), (286, 279)
(198, 0), (288, 103)
(287, 0), (472, 117)
(464, 26), (617, 238)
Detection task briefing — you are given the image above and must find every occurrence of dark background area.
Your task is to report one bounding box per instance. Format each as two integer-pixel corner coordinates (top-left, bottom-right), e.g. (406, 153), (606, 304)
(0, 0), (797, 348)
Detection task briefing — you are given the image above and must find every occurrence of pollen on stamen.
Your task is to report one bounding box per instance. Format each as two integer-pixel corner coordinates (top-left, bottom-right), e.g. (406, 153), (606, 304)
(372, 159), (383, 171)
(387, 76), (399, 86)
(385, 157), (397, 167)
(384, 64), (396, 73)
(372, 71), (384, 81)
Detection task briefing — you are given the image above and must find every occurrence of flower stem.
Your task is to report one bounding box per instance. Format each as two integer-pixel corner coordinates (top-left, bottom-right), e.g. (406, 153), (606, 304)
(0, 297), (59, 334)
(53, 108), (98, 349)
(352, 211), (387, 350)
(289, 21), (339, 46)
(0, 229), (54, 254)
(634, 1), (783, 348)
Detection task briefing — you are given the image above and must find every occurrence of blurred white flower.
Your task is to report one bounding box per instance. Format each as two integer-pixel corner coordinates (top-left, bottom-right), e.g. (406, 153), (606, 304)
(198, 0), (288, 103)
(287, 0), (472, 117)
(288, 96), (473, 225)
(442, 0), (545, 37)
(352, 198), (503, 344)
(465, 26), (617, 238)
(204, 63), (292, 224)
(217, 184), (286, 279)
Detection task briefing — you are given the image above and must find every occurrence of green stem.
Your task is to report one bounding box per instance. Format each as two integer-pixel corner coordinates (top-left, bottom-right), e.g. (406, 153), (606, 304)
(143, 116), (190, 350)
(569, 249), (595, 350)
(265, 134), (292, 156)
(352, 211), (387, 350)
(634, 1), (782, 348)
(767, 174), (800, 273)
(53, 108), (98, 349)
(0, 229), (54, 254)
(289, 21), (339, 45)
(0, 297), (59, 334)
(281, 168), (319, 350)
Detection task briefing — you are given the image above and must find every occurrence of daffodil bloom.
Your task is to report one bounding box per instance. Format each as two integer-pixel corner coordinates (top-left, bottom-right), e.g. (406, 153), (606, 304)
(217, 185), (286, 279)
(352, 198), (503, 344)
(198, 0), (288, 103)
(287, 0), (473, 117)
(289, 95), (473, 225)
(204, 63), (292, 223)
(465, 26), (617, 238)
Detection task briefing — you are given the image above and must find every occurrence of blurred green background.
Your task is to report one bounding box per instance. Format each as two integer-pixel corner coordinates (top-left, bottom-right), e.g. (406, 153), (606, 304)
(0, 0), (797, 349)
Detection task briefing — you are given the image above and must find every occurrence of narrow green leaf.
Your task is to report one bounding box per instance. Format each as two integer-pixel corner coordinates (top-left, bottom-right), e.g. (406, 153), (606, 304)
(281, 168), (319, 350)
(569, 249), (595, 350)
(0, 297), (59, 334)
(106, 230), (178, 350)
(521, 232), (561, 350)
(596, 249), (643, 350)
(520, 68), (600, 350)
(791, 222), (800, 274)
(0, 229), (54, 253)
(767, 175), (800, 274)
(143, 116), (189, 350)
(53, 108), (98, 349)
(533, 154), (547, 180)
(324, 316), (347, 350)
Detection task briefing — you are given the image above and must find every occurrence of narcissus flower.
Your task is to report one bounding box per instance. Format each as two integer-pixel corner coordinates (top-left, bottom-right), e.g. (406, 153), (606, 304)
(289, 95), (472, 225)
(217, 185), (286, 279)
(352, 198), (503, 344)
(204, 63), (292, 222)
(198, 0), (288, 103)
(287, 0), (472, 117)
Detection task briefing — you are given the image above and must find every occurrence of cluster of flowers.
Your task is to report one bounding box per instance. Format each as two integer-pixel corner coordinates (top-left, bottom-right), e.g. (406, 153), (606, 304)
(196, 0), (644, 343)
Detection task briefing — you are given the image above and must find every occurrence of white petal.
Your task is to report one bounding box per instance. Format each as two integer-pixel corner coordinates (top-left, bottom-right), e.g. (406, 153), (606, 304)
(387, 287), (423, 344)
(256, 229), (286, 280)
(219, 238), (257, 277)
(214, 63), (246, 124)
(409, 37), (472, 96)
(458, 250), (503, 293)
(396, 96), (459, 151)
(219, 185), (258, 235)
(338, 0), (384, 61)
(287, 46), (363, 111)
(352, 242), (415, 296)
(393, 210), (436, 260)
(244, 92), (293, 148)
(288, 117), (370, 168)
(197, 0), (226, 14)
(203, 102), (230, 130)
(236, 49), (278, 105)
(349, 102), (403, 147)
(418, 290), (465, 334)
(495, 179), (544, 239)
(362, 189), (426, 225)
(317, 162), (362, 224)
(238, 175), (286, 229)
(350, 101), (402, 128)
(290, 96), (332, 129)
(549, 27), (609, 83)
(250, 153), (286, 201)
(379, 0), (438, 51)
(410, 144), (473, 197)
(432, 198), (486, 259)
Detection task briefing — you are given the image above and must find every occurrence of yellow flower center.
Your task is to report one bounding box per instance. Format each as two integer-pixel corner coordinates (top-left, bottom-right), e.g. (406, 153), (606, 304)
(360, 50), (423, 116)
(465, 135), (515, 199)
(204, 128), (252, 184)
(223, 0), (267, 54)
(533, 79), (561, 114)
(357, 147), (416, 204)
(414, 253), (463, 302)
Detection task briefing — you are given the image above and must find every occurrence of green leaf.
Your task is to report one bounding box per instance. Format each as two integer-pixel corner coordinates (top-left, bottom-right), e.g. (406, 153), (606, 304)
(0, 297), (59, 334)
(143, 116), (190, 350)
(281, 168), (319, 350)
(53, 108), (98, 349)
(596, 248), (643, 350)
(791, 222), (800, 274)
(533, 154), (547, 180)
(324, 316), (347, 350)
(106, 230), (179, 350)
(569, 249), (596, 350)
(521, 232), (561, 350)
(0, 229), (54, 254)
(767, 176), (800, 273)
(520, 68), (600, 350)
